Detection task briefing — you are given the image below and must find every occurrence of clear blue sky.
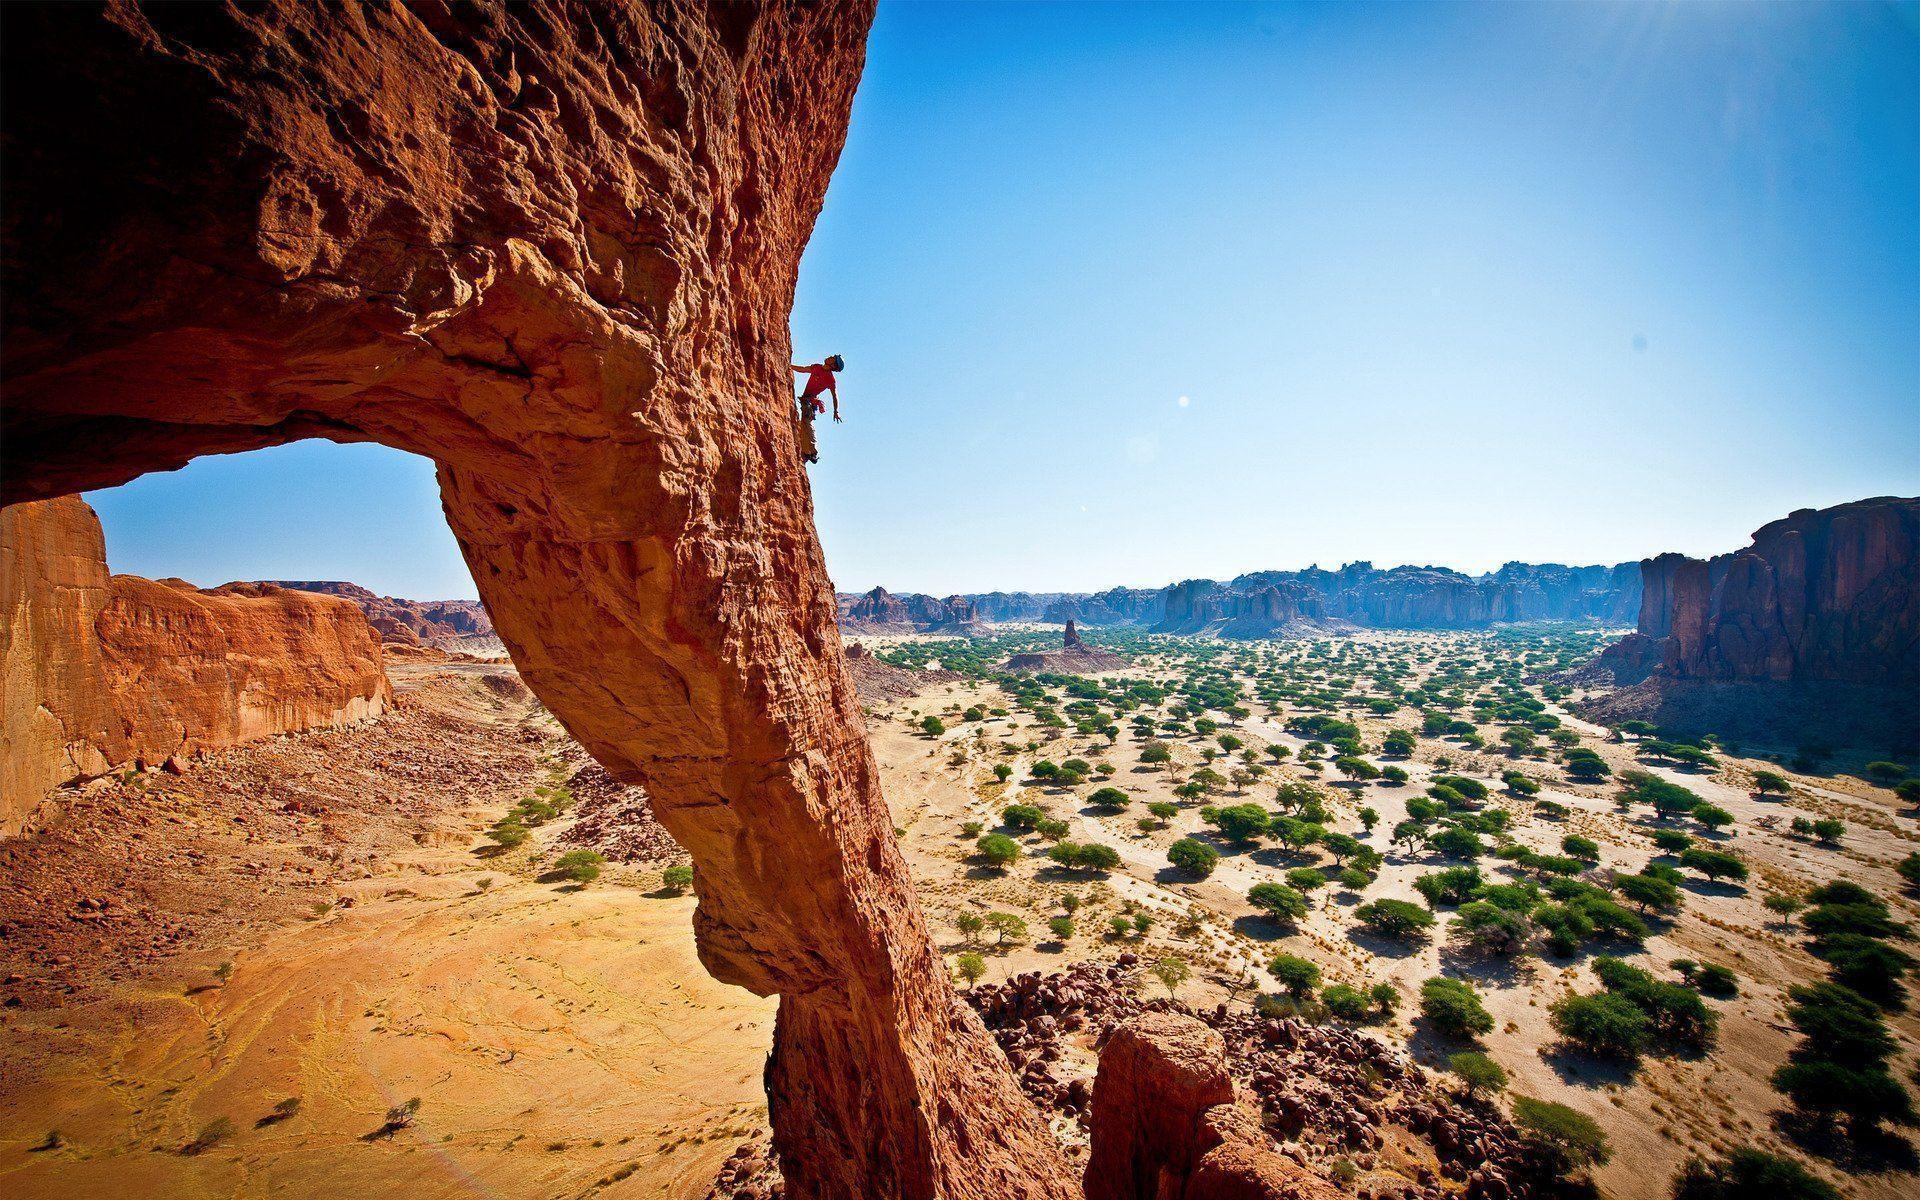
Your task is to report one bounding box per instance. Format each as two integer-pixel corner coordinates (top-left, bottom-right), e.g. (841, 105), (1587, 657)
(90, 1), (1919, 600)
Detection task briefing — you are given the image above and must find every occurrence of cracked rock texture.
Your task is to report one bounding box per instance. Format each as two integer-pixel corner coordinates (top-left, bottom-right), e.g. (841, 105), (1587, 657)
(2, 496), (391, 834)
(1084, 1012), (1340, 1200)
(0, 3), (1074, 1196)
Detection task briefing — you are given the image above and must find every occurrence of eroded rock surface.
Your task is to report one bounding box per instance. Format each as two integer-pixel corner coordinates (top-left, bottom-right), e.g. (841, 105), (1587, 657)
(1083, 1012), (1238, 1200)
(1000, 619), (1129, 674)
(0, 3), (1073, 1195)
(971, 962), (1551, 1200)
(2, 497), (391, 834)
(1613, 497), (1919, 686)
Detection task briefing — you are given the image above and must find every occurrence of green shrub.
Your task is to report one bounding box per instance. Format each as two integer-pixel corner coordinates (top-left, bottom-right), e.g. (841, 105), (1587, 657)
(1511, 1096), (1611, 1174)
(1448, 1050), (1507, 1097)
(1247, 883), (1308, 923)
(1679, 847), (1748, 883)
(1413, 865), (1483, 908)
(660, 864), (694, 893)
(1001, 804), (1045, 830)
(1551, 991), (1650, 1059)
(1672, 1149), (1837, 1200)
(487, 821), (530, 849)
(1420, 977), (1493, 1039)
(1694, 963), (1739, 998)
(1321, 983), (1373, 1022)
(1269, 953), (1321, 997)
(954, 952), (986, 987)
(976, 833), (1021, 869)
(1453, 900), (1532, 957)
(1166, 837), (1219, 878)
(548, 848), (601, 884)
(1615, 872), (1681, 914)
(1428, 828), (1486, 860)
(1047, 841), (1120, 872)
(984, 912), (1027, 946)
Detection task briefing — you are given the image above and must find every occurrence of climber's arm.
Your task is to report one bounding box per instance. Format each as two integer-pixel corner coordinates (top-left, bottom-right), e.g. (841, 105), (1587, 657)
(830, 384), (841, 422)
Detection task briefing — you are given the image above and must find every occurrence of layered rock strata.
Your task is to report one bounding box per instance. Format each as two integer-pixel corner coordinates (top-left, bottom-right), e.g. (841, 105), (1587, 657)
(856, 563), (1637, 638)
(2, 497), (390, 834)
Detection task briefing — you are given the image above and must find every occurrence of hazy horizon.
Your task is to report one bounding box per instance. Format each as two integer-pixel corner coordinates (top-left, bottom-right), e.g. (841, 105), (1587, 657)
(83, 1), (1920, 600)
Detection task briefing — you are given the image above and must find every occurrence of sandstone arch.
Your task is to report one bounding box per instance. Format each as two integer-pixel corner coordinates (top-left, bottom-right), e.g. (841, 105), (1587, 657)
(0, 3), (1075, 1196)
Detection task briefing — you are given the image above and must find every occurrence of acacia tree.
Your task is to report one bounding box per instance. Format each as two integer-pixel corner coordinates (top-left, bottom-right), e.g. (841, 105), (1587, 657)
(1150, 956), (1191, 998)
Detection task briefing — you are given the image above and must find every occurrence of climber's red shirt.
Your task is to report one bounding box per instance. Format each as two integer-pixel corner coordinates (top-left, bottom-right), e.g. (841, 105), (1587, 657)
(800, 364), (837, 398)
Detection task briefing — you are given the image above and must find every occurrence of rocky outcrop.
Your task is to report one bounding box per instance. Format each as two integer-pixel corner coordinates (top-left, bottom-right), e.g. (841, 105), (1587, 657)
(844, 642), (962, 704)
(3, 496), (127, 830)
(1045, 587), (1167, 627)
(838, 586), (986, 634)
(969, 962), (1548, 1200)
(268, 580), (500, 654)
(1, 4), (1074, 1196)
(2, 497), (390, 834)
(1610, 497), (1918, 686)
(1154, 580), (1337, 639)
(1000, 619), (1129, 674)
(1084, 1012), (1333, 1200)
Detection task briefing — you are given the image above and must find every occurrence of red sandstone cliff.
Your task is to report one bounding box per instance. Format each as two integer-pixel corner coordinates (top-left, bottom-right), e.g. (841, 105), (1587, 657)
(2, 497), (391, 834)
(1611, 497), (1919, 687)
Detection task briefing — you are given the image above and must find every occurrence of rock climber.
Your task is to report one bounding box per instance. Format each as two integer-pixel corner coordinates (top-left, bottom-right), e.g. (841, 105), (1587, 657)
(791, 354), (843, 464)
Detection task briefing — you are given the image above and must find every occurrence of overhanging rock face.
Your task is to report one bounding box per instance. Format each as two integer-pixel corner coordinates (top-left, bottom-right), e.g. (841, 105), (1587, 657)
(0, 3), (1075, 1196)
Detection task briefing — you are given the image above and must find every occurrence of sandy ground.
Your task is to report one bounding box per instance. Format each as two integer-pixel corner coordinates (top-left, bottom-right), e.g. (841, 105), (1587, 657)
(863, 631), (1920, 1200)
(4, 629), (1915, 1200)
(0, 665), (774, 1200)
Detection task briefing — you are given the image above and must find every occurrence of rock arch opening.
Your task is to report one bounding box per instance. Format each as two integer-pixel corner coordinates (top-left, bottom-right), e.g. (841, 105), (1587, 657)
(1, 3), (1074, 1197)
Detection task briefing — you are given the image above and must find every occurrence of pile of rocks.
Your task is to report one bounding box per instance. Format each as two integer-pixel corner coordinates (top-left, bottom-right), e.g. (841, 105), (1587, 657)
(555, 763), (687, 866)
(965, 960), (1547, 1200)
(704, 1136), (784, 1200)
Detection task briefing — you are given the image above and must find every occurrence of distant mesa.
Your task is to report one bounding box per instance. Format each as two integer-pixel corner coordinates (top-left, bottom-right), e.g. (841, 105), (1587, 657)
(268, 580), (503, 657)
(2, 497), (392, 835)
(837, 586), (986, 635)
(847, 561), (1640, 640)
(999, 619), (1129, 675)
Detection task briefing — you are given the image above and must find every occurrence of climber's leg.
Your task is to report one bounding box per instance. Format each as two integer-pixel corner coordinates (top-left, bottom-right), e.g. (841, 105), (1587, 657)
(795, 396), (819, 463)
